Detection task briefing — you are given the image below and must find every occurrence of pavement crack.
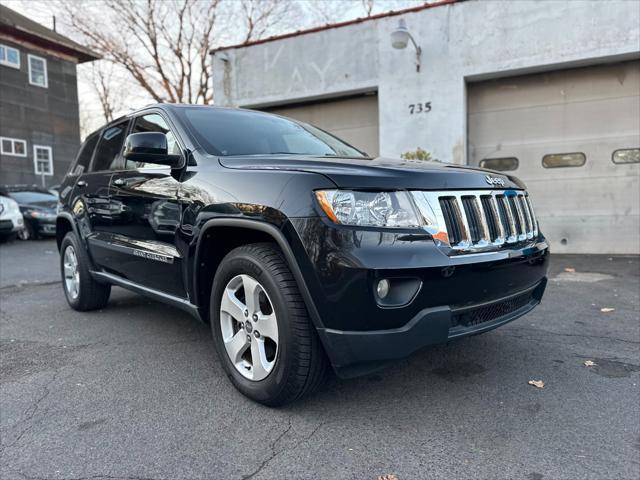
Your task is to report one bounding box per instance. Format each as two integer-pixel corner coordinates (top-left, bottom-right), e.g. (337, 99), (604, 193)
(241, 419), (293, 480)
(1, 371), (60, 451)
(0, 280), (61, 292)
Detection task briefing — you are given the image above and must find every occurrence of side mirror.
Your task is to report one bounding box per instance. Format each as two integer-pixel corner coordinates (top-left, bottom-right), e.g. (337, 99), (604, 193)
(123, 132), (184, 168)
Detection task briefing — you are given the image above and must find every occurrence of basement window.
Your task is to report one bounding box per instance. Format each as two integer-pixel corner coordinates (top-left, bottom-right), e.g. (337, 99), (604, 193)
(0, 44), (20, 68)
(28, 54), (48, 88)
(542, 152), (586, 168)
(0, 136), (27, 157)
(479, 157), (519, 171)
(612, 148), (640, 164)
(33, 145), (53, 175)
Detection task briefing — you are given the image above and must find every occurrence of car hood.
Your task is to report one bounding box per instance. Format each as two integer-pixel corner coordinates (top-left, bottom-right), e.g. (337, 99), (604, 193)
(218, 155), (525, 190)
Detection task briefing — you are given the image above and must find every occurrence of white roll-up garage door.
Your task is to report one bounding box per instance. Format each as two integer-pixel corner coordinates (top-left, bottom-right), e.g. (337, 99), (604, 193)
(468, 60), (640, 254)
(260, 93), (380, 157)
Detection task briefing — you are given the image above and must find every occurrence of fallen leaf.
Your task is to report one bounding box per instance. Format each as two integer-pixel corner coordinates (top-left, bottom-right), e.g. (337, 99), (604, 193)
(600, 307), (615, 313)
(528, 380), (545, 388)
(583, 360), (597, 367)
(564, 267), (576, 272)
(377, 475), (399, 480)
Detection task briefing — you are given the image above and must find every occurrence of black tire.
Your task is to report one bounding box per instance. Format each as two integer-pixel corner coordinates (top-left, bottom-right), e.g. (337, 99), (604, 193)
(210, 243), (327, 406)
(60, 231), (111, 311)
(17, 222), (36, 240)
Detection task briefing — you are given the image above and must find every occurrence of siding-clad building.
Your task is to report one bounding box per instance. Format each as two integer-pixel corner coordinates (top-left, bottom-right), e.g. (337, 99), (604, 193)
(0, 5), (99, 187)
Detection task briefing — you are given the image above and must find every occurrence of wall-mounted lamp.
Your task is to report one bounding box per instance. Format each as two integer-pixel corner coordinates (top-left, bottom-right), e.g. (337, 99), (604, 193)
(391, 18), (422, 72)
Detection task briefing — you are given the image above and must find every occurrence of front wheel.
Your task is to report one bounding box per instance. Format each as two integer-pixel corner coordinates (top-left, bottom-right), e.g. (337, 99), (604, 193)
(60, 232), (111, 311)
(17, 222), (36, 240)
(210, 243), (327, 406)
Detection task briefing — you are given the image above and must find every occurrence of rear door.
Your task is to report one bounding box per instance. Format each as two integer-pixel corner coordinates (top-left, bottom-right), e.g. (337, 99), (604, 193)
(105, 112), (185, 297)
(71, 120), (129, 268)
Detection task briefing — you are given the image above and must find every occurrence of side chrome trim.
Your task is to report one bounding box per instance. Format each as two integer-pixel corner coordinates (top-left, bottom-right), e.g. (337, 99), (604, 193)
(90, 271), (201, 321)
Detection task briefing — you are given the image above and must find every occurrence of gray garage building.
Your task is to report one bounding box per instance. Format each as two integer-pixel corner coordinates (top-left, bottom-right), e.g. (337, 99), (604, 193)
(211, 0), (640, 254)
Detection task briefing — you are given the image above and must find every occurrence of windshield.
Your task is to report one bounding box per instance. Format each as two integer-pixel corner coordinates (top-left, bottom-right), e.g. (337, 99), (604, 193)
(176, 107), (367, 158)
(10, 191), (57, 205)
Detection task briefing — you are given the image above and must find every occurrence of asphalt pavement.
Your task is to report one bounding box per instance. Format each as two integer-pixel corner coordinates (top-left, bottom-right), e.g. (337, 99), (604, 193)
(1, 238), (639, 480)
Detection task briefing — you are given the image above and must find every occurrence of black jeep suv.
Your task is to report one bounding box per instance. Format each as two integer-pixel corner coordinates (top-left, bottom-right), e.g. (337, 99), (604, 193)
(56, 104), (549, 405)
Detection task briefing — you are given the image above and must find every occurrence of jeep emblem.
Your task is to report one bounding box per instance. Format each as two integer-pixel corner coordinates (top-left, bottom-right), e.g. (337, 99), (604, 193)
(485, 175), (505, 187)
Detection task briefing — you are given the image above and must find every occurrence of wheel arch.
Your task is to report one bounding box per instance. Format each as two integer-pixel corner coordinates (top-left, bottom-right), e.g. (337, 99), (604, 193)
(56, 213), (76, 251)
(193, 218), (323, 331)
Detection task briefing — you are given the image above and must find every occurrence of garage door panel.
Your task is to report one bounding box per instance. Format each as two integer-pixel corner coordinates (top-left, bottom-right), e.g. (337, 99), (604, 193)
(527, 176), (640, 216)
(469, 96), (639, 145)
(536, 215), (640, 254)
(472, 135), (640, 178)
(468, 60), (640, 254)
(469, 62), (640, 113)
(263, 94), (379, 156)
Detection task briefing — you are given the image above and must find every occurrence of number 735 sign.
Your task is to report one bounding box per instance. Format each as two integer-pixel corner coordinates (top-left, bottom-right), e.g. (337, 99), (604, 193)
(408, 102), (432, 114)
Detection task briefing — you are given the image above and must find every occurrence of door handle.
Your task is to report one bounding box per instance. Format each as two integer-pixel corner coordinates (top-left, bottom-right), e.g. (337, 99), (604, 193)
(77, 180), (88, 188)
(113, 178), (125, 186)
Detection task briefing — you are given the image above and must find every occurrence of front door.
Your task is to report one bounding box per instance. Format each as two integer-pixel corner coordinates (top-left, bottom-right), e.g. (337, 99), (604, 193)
(70, 122), (128, 269)
(106, 112), (185, 297)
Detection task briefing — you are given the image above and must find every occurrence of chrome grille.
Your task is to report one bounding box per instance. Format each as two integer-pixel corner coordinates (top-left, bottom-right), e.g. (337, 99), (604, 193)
(411, 190), (538, 253)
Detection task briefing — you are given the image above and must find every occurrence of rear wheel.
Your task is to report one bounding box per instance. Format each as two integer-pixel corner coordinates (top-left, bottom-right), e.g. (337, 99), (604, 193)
(60, 232), (111, 311)
(210, 243), (327, 406)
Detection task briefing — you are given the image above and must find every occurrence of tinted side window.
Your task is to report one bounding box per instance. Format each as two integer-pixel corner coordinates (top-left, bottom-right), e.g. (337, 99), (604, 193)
(91, 121), (129, 172)
(71, 133), (99, 175)
(127, 113), (180, 169)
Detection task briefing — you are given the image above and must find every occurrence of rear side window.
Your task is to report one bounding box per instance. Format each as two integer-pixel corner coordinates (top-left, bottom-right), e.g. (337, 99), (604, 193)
(91, 120), (129, 172)
(127, 113), (180, 169)
(612, 148), (639, 164)
(479, 157), (518, 171)
(71, 133), (99, 175)
(542, 152), (586, 168)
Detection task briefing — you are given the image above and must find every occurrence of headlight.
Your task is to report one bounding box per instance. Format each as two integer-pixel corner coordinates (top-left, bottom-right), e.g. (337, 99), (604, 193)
(27, 210), (55, 220)
(315, 190), (423, 228)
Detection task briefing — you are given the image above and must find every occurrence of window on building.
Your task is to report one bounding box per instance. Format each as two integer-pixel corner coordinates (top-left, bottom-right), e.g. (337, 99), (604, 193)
(479, 157), (519, 171)
(28, 54), (48, 88)
(33, 145), (53, 176)
(0, 44), (20, 69)
(91, 120), (130, 171)
(0, 136), (27, 157)
(542, 152), (586, 168)
(612, 148), (640, 165)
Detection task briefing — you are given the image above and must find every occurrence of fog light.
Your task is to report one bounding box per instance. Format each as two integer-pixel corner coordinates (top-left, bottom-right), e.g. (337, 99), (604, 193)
(376, 279), (390, 299)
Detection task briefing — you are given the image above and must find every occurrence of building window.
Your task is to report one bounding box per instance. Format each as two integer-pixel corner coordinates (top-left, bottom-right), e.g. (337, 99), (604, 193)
(542, 152), (586, 168)
(479, 157), (519, 171)
(33, 145), (53, 176)
(612, 148), (640, 165)
(0, 136), (27, 157)
(0, 44), (20, 69)
(28, 54), (48, 88)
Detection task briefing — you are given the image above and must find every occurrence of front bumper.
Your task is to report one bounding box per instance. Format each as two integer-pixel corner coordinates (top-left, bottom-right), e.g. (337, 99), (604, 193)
(0, 216), (24, 234)
(318, 279), (546, 378)
(28, 218), (56, 236)
(287, 217), (550, 377)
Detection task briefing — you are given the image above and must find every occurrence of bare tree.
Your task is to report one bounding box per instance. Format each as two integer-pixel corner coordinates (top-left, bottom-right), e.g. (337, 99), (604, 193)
(361, 0), (376, 17)
(87, 61), (120, 123)
(240, 0), (290, 43)
(61, 0), (221, 104)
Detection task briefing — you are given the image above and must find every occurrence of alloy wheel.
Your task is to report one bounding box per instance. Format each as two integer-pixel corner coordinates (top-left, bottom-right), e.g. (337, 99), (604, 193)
(219, 274), (279, 381)
(63, 245), (80, 300)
